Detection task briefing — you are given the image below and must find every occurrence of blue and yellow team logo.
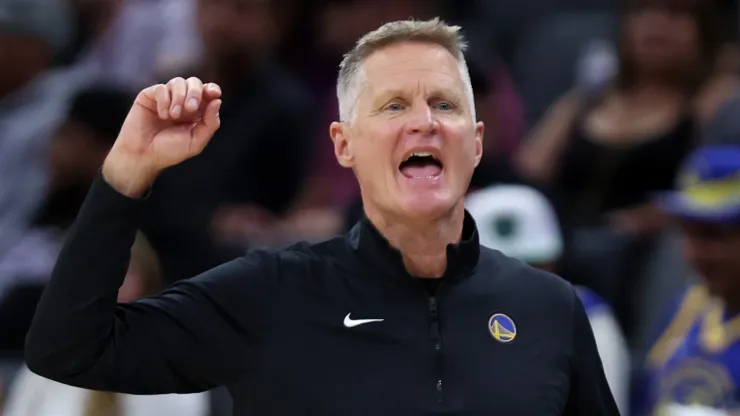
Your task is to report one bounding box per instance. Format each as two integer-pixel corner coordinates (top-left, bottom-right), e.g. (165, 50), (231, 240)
(488, 313), (516, 343)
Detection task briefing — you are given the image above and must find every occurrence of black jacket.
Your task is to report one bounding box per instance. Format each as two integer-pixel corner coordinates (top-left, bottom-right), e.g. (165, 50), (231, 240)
(25, 174), (619, 415)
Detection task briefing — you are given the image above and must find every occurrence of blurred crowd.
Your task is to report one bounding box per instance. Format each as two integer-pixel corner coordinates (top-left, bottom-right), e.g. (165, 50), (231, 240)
(1, 0), (740, 414)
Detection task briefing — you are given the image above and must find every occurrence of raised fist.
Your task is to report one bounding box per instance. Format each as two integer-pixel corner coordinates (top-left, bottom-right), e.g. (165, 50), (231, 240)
(102, 77), (222, 197)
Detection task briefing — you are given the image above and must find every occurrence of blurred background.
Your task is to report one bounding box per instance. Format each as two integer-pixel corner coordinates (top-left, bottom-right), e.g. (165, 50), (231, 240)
(1, 0), (740, 414)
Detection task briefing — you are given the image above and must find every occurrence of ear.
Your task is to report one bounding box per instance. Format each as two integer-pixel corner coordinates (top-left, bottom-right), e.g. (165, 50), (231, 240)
(330, 121), (355, 168)
(473, 121), (484, 167)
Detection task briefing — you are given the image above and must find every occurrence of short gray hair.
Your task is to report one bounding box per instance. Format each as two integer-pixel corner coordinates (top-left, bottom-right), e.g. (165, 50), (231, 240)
(337, 18), (476, 124)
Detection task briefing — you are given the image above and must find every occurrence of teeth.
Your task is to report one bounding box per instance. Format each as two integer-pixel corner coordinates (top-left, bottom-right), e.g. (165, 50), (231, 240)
(406, 152), (435, 161)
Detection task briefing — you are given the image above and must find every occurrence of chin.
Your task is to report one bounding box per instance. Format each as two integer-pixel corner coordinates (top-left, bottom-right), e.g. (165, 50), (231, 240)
(397, 191), (458, 220)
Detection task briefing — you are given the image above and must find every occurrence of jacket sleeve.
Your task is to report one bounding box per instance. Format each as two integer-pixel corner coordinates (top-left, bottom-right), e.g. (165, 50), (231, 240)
(25, 174), (282, 394)
(564, 289), (622, 415)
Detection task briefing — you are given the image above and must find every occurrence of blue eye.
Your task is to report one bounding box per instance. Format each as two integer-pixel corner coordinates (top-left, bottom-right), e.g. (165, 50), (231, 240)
(386, 103), (403, 111)
(436, 102), (453, 111)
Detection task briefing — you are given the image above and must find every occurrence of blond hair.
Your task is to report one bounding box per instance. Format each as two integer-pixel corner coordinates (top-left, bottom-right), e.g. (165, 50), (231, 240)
(337, 18), (476, 124)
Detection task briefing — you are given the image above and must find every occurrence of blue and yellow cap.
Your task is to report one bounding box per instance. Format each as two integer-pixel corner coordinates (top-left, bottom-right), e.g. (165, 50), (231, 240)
(657, 145), (740, 224)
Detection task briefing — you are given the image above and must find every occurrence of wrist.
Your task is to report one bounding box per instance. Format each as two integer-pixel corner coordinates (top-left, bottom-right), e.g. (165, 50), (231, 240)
(101, 152), (158, 199)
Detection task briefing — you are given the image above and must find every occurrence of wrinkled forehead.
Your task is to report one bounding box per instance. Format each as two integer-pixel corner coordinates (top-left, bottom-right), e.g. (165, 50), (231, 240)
(359, 43), (467, 99)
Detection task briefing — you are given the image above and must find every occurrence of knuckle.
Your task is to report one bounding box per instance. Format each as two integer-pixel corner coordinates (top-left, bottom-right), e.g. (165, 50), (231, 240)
(168, 77), (185, 88)
(143, 84), (160, 95)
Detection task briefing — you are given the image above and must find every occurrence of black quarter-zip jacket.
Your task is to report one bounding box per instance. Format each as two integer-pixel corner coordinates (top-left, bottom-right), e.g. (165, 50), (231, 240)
(25, 174), (619, 415)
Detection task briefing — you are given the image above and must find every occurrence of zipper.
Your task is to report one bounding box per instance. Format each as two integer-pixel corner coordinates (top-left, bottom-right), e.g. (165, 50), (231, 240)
(428, 289), (443, 404)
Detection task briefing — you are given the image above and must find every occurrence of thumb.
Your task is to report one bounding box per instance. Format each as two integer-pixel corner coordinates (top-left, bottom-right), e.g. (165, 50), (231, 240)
(191, 99), (222, 152)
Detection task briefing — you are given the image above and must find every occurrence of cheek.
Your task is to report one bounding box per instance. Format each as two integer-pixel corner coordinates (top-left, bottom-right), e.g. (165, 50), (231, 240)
(356, 124), (399, 163)
(442, 124), (479, 162)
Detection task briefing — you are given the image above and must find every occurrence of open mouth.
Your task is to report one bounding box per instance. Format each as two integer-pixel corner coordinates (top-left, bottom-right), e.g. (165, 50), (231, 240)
(399, 152), (443, 178)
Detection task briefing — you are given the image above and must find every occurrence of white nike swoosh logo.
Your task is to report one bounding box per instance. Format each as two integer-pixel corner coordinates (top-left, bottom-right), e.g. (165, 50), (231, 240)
(343, 313), (384, 328)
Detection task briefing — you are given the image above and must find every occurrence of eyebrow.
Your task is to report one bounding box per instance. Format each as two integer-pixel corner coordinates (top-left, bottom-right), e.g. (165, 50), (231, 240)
(372, 87), (464, 107)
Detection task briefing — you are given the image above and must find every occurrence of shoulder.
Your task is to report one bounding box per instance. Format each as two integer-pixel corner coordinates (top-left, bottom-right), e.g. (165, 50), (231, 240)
(278, 235), (347, 262)
(479, 247), (576, 311)
(223, 233), (348, 272)
(272, 235), (351, 278)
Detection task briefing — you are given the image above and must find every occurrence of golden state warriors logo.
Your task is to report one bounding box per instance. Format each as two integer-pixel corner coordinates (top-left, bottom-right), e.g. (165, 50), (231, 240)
(657, 357), (736, 409)
(488, 313), (516, 343)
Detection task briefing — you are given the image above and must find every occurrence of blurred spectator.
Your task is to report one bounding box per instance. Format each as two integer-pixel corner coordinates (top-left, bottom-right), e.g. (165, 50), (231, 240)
(465, 184), (630, 414)
(515, 0), (739, 335)
(135, 0), (318, 276)
(2, 233), (209, 416)
(636, 145), (740, 414)
(518, 0), (735, 232)
(0, 85), (133, 352)
(0, 0), (86, 265)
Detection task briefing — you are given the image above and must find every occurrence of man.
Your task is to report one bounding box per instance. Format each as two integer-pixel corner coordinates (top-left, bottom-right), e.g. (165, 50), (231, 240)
(25, 19), (618, 415)
(466, 184), (630, 414)
(636, 145), (740, 415)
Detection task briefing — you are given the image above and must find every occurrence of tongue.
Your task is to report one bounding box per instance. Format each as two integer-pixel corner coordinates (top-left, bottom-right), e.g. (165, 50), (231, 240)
(401, 163), (442, 178)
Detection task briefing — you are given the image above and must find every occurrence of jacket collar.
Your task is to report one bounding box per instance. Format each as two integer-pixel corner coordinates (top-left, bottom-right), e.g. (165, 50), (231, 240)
(347, 210), (480, 282)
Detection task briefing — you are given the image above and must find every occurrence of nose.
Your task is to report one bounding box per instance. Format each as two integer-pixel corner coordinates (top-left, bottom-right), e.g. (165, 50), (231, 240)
(405, 103), (438, 136)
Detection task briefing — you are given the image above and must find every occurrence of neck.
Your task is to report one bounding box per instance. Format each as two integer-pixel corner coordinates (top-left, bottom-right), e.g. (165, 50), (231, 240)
(618, 82), (687, 105)
(625, 71), (692, 94)
(365, 203), (466, 278)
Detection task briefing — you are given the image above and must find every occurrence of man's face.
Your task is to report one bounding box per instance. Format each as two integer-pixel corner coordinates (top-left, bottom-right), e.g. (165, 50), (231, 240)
(679, 220), (740, 300)
(331, 42), (483, 221)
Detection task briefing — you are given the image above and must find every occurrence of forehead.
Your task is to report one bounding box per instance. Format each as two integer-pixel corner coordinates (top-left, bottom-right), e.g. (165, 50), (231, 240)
(359, 42), (465, 95)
